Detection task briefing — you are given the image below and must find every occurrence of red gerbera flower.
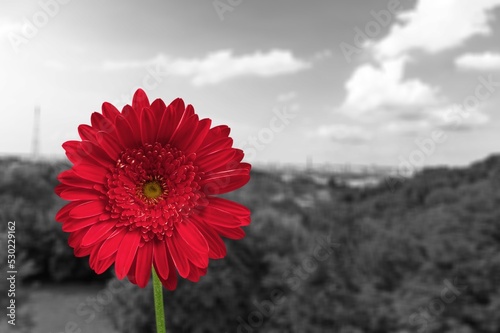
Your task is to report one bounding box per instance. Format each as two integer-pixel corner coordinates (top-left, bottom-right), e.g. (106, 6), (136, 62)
(55, 89), (251, 290)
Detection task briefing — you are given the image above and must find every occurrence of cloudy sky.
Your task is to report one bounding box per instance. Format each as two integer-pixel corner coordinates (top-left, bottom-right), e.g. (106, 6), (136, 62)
(1, 0), (500, 168)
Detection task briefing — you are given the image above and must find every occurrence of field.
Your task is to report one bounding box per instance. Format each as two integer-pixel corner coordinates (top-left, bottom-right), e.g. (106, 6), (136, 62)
(1, 155), (500, 332)
(0, 282), (118, 333)
(28, 283), (118, 333)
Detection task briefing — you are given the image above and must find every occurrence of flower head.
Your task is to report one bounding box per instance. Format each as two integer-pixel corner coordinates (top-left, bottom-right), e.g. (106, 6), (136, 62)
(55, 89), (251, 290)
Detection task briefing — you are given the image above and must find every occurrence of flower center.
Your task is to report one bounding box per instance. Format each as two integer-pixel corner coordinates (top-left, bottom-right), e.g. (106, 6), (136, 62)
(139, 180), (167, 204)
(105, 142), (205, 241)
(142, 181), (164, 199)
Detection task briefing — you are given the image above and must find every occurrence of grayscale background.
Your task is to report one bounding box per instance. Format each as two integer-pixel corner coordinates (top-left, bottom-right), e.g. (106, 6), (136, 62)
(1, 0), (500, 332)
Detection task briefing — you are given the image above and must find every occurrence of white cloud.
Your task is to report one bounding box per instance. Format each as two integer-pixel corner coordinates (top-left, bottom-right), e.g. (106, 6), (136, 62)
(103, 49), (311, 86)
(455, 52), (500, 70)
(338, 56), (490, 132)
(0, 19), (23, 37)
(316, 124), (372, 144)
(370, 0), (500, 60)
(44, 60), (67, 71)
(102, 58), (153, 70)
(339, 0), (500, 134)
(382, 105), (490, 133)
(432, 104), (490, 130)
(382, 119), (432, 135)
(339, 56), (442, 118)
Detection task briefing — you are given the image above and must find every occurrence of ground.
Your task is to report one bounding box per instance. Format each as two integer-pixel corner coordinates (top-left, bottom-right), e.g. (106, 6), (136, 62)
(23, 283), (119, 333)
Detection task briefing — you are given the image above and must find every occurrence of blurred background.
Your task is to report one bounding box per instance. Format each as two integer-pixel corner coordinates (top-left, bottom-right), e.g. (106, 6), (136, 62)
(1, 0), (500, 332)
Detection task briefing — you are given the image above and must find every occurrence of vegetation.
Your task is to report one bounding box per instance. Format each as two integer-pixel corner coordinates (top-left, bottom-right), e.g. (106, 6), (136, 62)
(1, 155), (500, 332)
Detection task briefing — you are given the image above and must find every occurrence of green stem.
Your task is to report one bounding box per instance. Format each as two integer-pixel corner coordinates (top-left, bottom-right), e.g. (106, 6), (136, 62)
(152, 267), (166, 333)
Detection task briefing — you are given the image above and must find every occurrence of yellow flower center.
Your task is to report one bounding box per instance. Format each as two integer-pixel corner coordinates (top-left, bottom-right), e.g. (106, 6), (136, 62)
(143, 181), (163, 199)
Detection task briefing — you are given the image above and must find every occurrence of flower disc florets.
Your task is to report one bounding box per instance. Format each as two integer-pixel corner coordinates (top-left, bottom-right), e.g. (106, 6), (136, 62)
(107, 142), (204, 242)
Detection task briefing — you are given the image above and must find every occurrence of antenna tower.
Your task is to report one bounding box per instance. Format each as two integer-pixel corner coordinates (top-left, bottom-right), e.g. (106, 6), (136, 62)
(32, 105), (40, 159)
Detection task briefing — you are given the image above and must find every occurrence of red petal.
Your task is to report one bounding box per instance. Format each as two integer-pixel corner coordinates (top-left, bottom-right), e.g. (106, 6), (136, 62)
(64, 140), (113, 169)
(59, 187), (102, 201)
(81, 221), (116, 247)
(62, 140), (79, 154)
(196, 149), (239, 173)
(55, 201), (80, 222)
(78, 125), (98, 142)
(198, 205), (242, 228)
(184, 104), (195, 118)
(57, 170), (95, 189)
(169, 114), (199, 151)
(127, 258), (138, 285)
(73, 163), (108, 184)
(96, 131), (123, 161)
(121, 105), (142, 144)
(184, 118), (212, 154)
(63, 141), (87, 165)
(151, 99), (168, 144)
(91, 112), (114, 133)
(200, 125), (230, 148)
(219, 126), (230, 137)
(169, 104), (195, 141)
(156, 255), (178, 291)
(157, 98), (185, 144)
(69, 200), (106, 219)
(74, 244), (93, 257)
(80, 141), (115, 167)
(166, 235), (190, 278)
(211, 225), (246, 240)
(200, 166), (250, 195)
(96, 228), (128, 260)
(135, 242), (153, 288)
(102, 102), (120, 122)
(186, 265), (207, 283)
(140, 108), (157, 145)
(94, 253), (116, 274)
(208, 197), (251, 218)
(176, 220), (209, 254)
(191, 216), (227, 259)
(88, 243), (102, 269)
(153, 240), (169, 280)
(151, 98), (167, 113)
(62, 216), (100, 232)
(115, 115), (138, 148)
(68, 228), (89, 248)
(174, 232), (208, 268)
(115, 231), (141, 279)
(132, 89), (150, 113)
(197, 137), (233, 157)
(212, 150), (245, 173)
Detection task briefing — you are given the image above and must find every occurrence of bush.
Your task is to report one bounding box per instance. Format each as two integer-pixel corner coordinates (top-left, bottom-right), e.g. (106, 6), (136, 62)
(0, 158), (110, 282)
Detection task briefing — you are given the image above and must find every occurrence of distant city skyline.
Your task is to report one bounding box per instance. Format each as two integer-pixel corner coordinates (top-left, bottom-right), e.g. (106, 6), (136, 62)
(1, 0), (500, 168)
